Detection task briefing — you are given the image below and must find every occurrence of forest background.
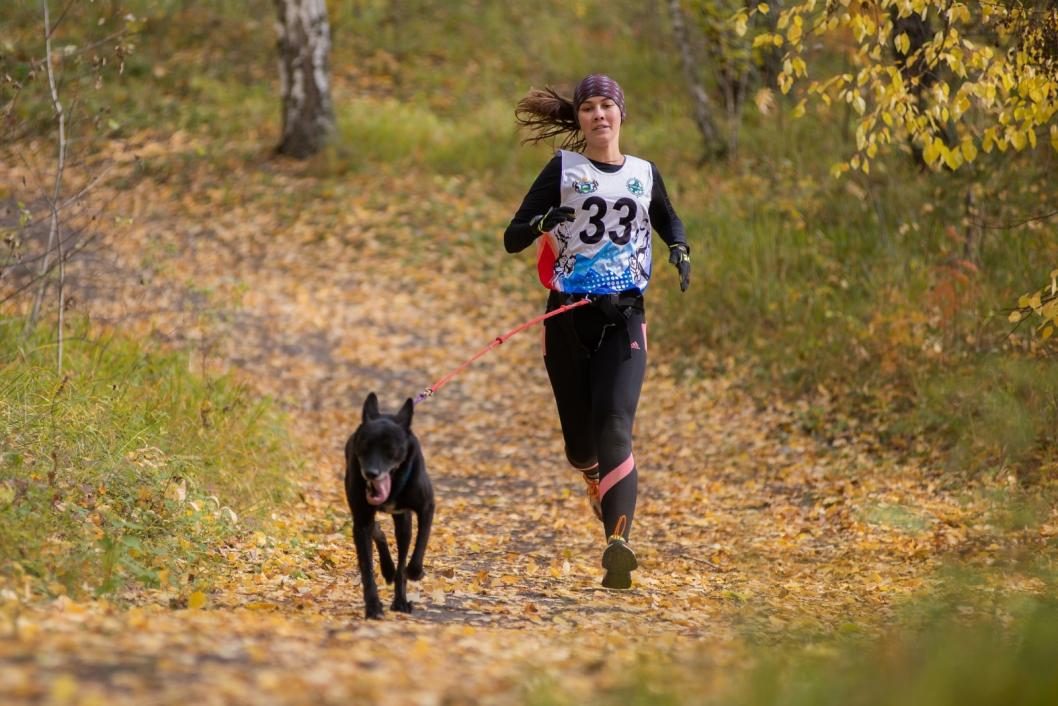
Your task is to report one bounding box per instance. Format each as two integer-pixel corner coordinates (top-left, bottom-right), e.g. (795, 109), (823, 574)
(2, 0), (1058, 704)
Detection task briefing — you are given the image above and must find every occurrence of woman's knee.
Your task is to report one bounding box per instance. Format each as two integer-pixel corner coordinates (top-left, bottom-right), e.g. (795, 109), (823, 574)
(564, 446), (598, 471)
(595, 413), (633, 455)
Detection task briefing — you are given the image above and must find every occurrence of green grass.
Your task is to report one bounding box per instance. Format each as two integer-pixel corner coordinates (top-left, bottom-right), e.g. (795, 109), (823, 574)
(0, 317), (296, 598)
(914, 356), (1058, 478)
(647, 118), (1058, 474)
(315, 96), (538, 180)
(5, 0), (1058, 478)
(731, 601), (1058, 706)
(524, 590), (1058, 706)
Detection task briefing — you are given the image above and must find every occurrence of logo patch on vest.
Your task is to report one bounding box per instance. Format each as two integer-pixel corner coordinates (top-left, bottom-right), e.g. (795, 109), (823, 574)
(573, 177), (599, 194)
(626, 178), (645, 196)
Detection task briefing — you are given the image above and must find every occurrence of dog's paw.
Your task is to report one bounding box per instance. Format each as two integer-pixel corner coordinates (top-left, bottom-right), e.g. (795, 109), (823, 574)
(364, 598), (385, 620)
(406, 563), (424, 581)
(390, 596), (414, 614)
(380, 558), (396, 585)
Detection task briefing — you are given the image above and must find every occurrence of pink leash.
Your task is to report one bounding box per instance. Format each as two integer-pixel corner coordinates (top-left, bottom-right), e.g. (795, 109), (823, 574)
(414, 298), (592, 405)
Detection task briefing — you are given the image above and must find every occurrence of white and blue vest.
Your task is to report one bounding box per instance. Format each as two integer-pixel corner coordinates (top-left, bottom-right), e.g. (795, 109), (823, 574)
(537, 150), (654, 294)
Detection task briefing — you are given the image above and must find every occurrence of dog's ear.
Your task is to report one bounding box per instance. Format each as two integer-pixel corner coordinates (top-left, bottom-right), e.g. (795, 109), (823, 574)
(362, 392), (380, 422)
(394, 397), (414, 430)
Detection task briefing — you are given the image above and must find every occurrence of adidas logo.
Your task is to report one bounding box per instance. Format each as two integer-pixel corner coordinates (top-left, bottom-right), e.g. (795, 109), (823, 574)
(630, 341), (641, 350)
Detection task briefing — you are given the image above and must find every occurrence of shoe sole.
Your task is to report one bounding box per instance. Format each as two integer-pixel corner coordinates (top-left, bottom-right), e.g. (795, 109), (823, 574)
(601, 541), (637, 590)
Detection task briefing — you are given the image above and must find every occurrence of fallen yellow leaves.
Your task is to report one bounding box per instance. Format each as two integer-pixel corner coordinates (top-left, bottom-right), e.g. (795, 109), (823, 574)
(1, 131), (1051, 706)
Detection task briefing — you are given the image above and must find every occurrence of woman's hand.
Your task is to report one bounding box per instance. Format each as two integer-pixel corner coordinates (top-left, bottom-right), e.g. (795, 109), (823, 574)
(531, 206), (576, 234)
(668, 244), (691, 292)
(504, 206), (575, 253)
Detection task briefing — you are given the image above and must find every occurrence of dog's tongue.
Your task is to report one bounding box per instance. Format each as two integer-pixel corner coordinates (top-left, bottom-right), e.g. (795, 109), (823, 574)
(366, 475), (392, 506)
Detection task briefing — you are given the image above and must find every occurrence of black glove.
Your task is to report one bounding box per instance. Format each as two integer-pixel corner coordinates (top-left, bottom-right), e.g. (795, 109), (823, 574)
(668, 243), (691, 292)
(530, 206), (575, 234)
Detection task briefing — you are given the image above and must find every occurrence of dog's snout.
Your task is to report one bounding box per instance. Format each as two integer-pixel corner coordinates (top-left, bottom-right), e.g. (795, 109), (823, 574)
(360, 461), (387, 480)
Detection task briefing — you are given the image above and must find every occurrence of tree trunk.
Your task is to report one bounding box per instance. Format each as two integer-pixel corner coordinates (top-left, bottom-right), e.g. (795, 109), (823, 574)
(273, 0), (335, 158)
(891, 8), (938, 168)
(668, 0), (725, 159)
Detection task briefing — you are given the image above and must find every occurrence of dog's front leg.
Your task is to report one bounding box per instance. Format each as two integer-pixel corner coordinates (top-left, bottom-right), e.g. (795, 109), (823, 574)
(372, 523), (396, 584)
(406, 499), (434, 581)
(353, 517), (384, 620)
(390, 512), (413, 613)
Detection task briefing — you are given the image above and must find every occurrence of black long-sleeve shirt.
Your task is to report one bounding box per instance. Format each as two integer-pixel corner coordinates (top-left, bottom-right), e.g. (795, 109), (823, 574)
(504, 154), (687, 254)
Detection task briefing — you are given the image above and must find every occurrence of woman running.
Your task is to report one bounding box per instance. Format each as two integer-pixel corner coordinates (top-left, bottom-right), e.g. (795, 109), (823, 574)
(504, 74), (691, 589)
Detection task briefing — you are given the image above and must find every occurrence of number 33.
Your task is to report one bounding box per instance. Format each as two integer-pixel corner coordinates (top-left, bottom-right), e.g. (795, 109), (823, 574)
(578, 196), (638, 246)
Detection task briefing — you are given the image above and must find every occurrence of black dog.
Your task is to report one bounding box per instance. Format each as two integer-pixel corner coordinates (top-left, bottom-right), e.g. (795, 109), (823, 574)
(344, 392), (434, 620)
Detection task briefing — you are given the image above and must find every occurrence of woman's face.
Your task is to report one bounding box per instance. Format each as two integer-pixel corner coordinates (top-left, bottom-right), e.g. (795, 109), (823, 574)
(577, 95), (622, 151)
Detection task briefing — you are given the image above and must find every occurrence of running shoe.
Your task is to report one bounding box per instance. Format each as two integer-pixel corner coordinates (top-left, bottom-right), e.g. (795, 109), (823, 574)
(601, 536), (637, 590)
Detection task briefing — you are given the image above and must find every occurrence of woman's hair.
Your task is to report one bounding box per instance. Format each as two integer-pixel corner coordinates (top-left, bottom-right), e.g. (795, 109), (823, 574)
(514, 86), (585, 152)
(515, 75), (627, 153)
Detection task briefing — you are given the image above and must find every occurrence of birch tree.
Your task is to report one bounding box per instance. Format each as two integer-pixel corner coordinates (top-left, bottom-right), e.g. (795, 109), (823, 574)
(669, 0), (727, 158)
(273, 0), (335, 158)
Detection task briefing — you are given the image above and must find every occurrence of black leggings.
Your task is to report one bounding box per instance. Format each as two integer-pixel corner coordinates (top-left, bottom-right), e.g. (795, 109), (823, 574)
(543, 294), (646, 541)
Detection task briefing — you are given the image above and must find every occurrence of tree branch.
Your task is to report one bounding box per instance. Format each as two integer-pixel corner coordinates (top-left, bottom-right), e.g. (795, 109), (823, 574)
(978, 208), (1058, 230)
(0, 226), (102, 306)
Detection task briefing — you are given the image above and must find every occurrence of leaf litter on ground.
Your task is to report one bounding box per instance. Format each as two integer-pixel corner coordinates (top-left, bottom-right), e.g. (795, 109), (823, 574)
(1, 131), (1055, 705)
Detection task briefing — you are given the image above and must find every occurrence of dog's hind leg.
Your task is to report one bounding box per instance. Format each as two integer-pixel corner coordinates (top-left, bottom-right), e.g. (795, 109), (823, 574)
(372, 522), (395, 584)
(390, 512), (413, 613)
(406, 499), (434, 582)
(353, 518), (384, 620)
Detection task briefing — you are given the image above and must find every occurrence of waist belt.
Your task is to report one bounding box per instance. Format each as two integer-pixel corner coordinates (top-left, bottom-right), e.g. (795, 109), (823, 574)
(548, 290), (643, 360)
(548, 290), (643, 314)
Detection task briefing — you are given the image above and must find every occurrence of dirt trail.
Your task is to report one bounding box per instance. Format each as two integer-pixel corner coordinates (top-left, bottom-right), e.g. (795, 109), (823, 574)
(1, 146), (982, 705)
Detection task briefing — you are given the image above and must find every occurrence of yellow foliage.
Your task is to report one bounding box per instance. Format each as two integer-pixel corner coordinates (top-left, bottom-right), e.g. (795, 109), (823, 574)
(753, 33), (776, 48)
(1014, 273), (1058, 347)
(1010, 129), (1027, 151)
(942, 145), (962, 170)
(755, 0), (1058, 172)
(734, 13), (749, 37)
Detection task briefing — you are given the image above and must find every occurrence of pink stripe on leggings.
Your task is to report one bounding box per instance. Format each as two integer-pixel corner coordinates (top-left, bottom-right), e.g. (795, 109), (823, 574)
(598, 454), (634, 500)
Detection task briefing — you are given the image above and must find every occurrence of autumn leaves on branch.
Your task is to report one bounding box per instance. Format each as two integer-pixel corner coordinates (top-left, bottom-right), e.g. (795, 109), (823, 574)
(733, 0), (1058, 175)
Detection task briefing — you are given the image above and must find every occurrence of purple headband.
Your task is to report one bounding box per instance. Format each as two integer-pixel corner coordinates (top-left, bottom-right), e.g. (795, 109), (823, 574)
(573, 74), (626, 119)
